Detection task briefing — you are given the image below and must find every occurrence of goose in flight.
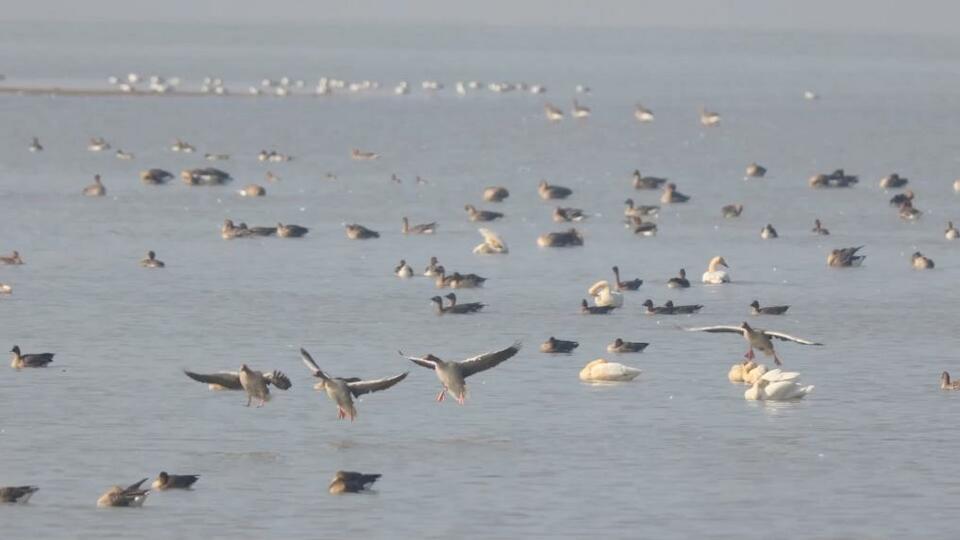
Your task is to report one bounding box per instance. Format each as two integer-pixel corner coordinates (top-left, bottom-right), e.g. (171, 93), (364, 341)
(399, 341), (521, 404)
(299, 348), (408, 421)
(183, 368), (292, 391)
(685, 322), (822, 365)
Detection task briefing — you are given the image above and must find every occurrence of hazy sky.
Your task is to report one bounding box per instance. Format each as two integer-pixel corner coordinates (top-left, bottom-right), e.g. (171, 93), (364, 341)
(3, 0), (955, 34)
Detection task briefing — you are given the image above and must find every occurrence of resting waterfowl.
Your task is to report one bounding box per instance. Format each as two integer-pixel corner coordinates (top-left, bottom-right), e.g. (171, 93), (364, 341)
(28, 137), (42, 152)
(399, 341), (521, 404)
(351, 148), (379, 160)
(661, 182), (690, 204)
(629, 217), (658, 236)
(743, 363), (769, 384)
(632, 170), (667, 190)
(431, 294), (484, 315)
(483, 186), (509, 202)
(395, 259), (414, 278)
(890, 190), (914, 207)
(115, 149), (134, 160)
(423, 256), (441, 276)
(880, 173), (908, 189)
(238, 184), (266, 197)
(401, 217), (436, 235)
(607, 338), (648, 353)
(181, 167), (232, 185)
(750, 300), (789, 315)
(727, 360), (757, 383)
(700, 107), (721, 126)
(88, 137), (111, 152)
(641, 299), (671, 315)
(624, 198), (659, 217)
(83, 174), (106, 196)
(685, 322), (822, 365)
(329, 471), (381, 494)
(579, 358), (641, 382)
(464, 204), (503, 222)
(433, 267), (486, 289)
(537, 228), (584, 247)
(544, 103), (564, 121)
(721, 204), (743, 218)
(912, 252), (935, 269)
(0, 283), (11, 294)
(10, 345), (54, 369)
(898, 201), (922, 221)
(702, 256), (730, 284)
(946, 221), (959, 240)
(828, 246), (865, 267)
(140, 169), (173, 185)
(538, 180), (573, 200)
(183, 368), (291, 392)
(941, 371), (960, 390)
(152, 472), (199, 490)
(812, 219), (830, 235)
(0, 251), (23, 265)
(540, 337), (579, 353)
(345, 224), (380, 239)
(667, 269), (690, 289)
(634, 104), (654, 122)
(170, 139), (195, 153)
(473, 228), (508, 255)
(572, 99), (591, 118)
(140, 251), (164, 268)
(0, 486), (38, 503)
(745, 163), (767, 178)
(277, 223), (309, 238)
(300, 348), (408, 420)
(554, 207), (587, 222)
(97, 479), (149, 508)
(588, 280), (624, 307)
(760, 224), (779, 239)
(955, 180), (960, 193)
(744, 375), (814, 401)
(612, 266), (642, 290)
(663, 300), (703, 314)
(582, 299), (616, 314)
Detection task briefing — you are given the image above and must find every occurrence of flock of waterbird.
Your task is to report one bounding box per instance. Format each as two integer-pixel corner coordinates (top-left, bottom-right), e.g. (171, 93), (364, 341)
(3, 76), (960, 508)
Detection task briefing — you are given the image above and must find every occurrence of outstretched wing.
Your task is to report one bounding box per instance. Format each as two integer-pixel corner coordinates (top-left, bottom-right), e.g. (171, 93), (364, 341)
(683, 325), (744, 336)
(125, 478), (149, 492)
(299, 348), (330, 380)
(458, 341), (522, 378)
(183, 370), (242, 390)
(398, 351), (439, 370)
(762, 331), (822, 346)
(347, 372), (409, 397)
(264, 370), (293, 390)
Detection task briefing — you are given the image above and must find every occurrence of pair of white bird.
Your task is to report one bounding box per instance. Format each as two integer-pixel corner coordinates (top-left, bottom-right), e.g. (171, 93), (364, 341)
(742, 368), (814, 401)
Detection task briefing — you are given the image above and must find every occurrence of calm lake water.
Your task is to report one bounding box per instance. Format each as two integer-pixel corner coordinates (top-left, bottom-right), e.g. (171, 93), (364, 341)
(1, 21), (960, 539)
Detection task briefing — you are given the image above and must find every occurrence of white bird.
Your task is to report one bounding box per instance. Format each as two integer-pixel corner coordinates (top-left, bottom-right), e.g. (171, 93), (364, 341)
(634, 104), (654, 122)
(572, 100), (591, 118)
(728, 360), (757, 383)
(579, 358), (641, 382)
(701, 256), (730, 284)
(700, 107), (721, 126)
(745, 370), (813, 401)
(587, 280), (623, 308)
(472, 228), (508, 255)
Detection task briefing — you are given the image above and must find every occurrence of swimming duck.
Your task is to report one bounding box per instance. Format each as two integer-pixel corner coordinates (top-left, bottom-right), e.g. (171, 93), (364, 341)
(0, 251), (23, 265)
(345, 224), (380, 239)
(544, 103), (564, 121)
(483, 186), (509, 202)
(437, 293), (485, 314)
(115, 149), (134, 160)
(553, 207), (587, 222)
(946, 221), (959, 240)
(423, 257), (442, 276)
(727, 360), (757, 383)
(940, 371), (960, 390)
(685, 322), (822, 365)
(537, 228), (583, 247)
(898, 201), (922, 221)
(582, 299), (616, 314)
(0, 283), (11, 294)
(395, 260), (414, 278)
(624, 198), (659, 217)
(464, 204), (503, 222)
(827, 168), (859, 187)
(700, 108), (721, 126)
(238, 184), (266, 197)
(828, 246), (865, 267)
(702, 256), (730, 284)
(28, 137), (42, 152)
(579, 358), (641, 382)
(588, 280), (624, 307)
(640, 299), (671, 315)
(634, 104), (654, 122)
(400, 342), (521, 404)
(744, 374), (814, 401)
(812, 219), (830, 235)
(745, 163), (767, 178)
(663, 300), (703, 314)
(660, 183), (690, 203)
(760, 224), (779, 239)
(879, 173), (908, 189)
(434, 268), (487, 289)
(632, 170), (667, 190)
(300, 348), (408, 420)
(667, 269), (690, 288)
(83, 174), (106, 196)
(538, 180), (573, 200)
(170, 139), (195, 153)
(402, 217), (437, 235)
(183, 368), (292, 392)
(572, 99), (591, 118)
(140, 251), (164, 268)
(97, 479), (149, 507)
(889, 190), (914, 207)
(88, 137), (111, 152)
(10, 345), (54, 369)
(912, 252), (935, 269)
(140, 169), (173, 185)
(0, 486), (38, 503)
(607, 338), (648, 353)
(540, 337), (579, 353)
(205, 153), (230, 161)
(152, 472), (199, 490)
(629, 218), (658, 236)
(473, 228), (508, 255)
(721, 204), (743, 218)
(750, 300), (789, 315)
(329, 471), (381, 494)
(612, 266), (643, 290)
(351, 148), (379, 160)
(277, 223), (309, 238)
(181, 167), (231, 185)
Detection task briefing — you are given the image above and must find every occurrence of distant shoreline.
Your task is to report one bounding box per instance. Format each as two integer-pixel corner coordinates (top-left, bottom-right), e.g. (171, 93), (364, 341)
(0, 86), (272, 98)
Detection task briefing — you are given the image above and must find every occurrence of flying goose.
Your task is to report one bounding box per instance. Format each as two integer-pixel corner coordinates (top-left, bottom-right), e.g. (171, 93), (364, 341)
(152, 472), (199, 490)
(607, 338), (649, 353)
(684, 322), (822, 365)
(464, 205), (503, 222)
(183, 368), (292, 392)
(750, 300), (790, 315)
(0, 486), (38, 503)
(10, 345), (53, 369)
(540, 337), (579, 353)
(473, 228), (508, 255)
(300, 348), (408, 420)
(329, 471), (381, 494)
(97, 479), (149, 507)
(399, 341), (521, 404)
(612, 266), (642, 290)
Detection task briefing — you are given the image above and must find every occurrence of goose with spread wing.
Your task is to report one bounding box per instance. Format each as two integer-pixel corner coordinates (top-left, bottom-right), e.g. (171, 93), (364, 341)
(183, 368), (292, 391)
(685, 322), (822, 365)
(299, 348), (408, 421)
(399, 341), (521, 404)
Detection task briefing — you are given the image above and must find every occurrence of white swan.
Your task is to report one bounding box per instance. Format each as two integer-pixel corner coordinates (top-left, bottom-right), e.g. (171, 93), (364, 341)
(744, 377), (814, 401)
(587, 280), (623, 308)
(743, 363), (768, 384)
(579, 359), (641, 382)
(728, 360), (757, 383)
(702, 256), (730, 284)
(472, 228), (508, 255)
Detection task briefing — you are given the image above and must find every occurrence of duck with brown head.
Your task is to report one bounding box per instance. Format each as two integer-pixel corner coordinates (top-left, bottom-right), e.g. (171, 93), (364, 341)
(10, 345), (54, 369)
(140, 251), (165, 268)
